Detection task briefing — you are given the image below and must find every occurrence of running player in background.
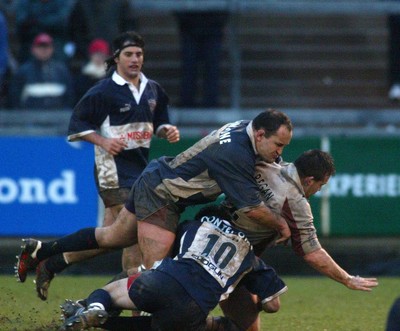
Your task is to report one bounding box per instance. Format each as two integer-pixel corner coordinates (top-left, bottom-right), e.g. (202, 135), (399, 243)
(34, 31), (180, 301)
(58, 204), (287, 331)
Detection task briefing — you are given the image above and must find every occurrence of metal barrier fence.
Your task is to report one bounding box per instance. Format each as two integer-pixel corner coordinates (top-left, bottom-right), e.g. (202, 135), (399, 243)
(2, 108), (400, 138)
(131, 0), (400, 14)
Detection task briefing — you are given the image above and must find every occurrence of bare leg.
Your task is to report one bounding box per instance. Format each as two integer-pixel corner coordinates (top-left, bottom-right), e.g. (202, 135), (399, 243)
(63, 248), (113, 264)
(95, 207), (138, 249)
(104, 206), (143, 272)
(219, 286), (261, 331)
(123, 244), (143, 272)
(104, 278), (136, 310)
(61, 205), (140, 266)
(137, 222), (176, 269)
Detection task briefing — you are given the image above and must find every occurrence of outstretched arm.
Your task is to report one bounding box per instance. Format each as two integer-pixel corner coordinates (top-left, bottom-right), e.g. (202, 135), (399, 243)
(303, 248), (378, 291)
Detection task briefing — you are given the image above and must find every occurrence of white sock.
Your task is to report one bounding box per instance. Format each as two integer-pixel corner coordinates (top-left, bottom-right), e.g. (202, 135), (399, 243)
(31, 241), (42, 259)
(88, 303), (105, 311)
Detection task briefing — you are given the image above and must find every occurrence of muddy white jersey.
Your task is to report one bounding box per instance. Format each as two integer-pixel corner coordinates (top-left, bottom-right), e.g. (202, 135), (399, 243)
(232, 160), (322, 256)
(155, 218), (287, 314)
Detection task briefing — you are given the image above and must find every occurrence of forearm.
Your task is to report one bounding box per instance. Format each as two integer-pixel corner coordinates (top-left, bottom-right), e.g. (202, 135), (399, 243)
(81, 132), (127, 155)
(245, 205), (287, 231)
(303, 248), (351, 285)
(80, 132), (106, 147)
(304, 248), (379, 291)
(245, 205), (291, 244)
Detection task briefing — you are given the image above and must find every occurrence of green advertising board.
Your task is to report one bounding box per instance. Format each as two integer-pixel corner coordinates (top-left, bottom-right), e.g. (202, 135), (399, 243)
(150, 136), (400, 237)
(329, 137), (400, 236)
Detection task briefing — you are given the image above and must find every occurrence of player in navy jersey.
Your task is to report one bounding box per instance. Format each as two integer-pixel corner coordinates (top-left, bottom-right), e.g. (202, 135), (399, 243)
(33, 31), (180, 301)
(16, 109), (292, 292)
(58, 205), (287, 331)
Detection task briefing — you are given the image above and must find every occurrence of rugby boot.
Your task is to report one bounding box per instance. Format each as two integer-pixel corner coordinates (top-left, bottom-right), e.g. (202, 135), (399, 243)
(59, 308), (108, 331)
(35, 259), (55, 301)
(60, 299), (87, 321)
(15, 238), (41, 282)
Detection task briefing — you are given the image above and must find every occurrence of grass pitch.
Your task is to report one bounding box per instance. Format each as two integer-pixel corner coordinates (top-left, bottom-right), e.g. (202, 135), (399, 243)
(0, 274), (397, 330)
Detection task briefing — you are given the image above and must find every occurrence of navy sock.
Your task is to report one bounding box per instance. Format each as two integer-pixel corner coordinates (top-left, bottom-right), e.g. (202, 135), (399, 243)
(87, 289), (112, 311)
(37, 228), (99, 260)
(45, 253), (68, 273)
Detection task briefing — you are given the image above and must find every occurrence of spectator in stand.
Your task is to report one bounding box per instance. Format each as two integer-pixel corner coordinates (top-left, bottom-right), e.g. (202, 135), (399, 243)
(67, 0), (136, 75)
(73, 38), (110, 103)
(0, 10), (8, 83)
(8, 33), (74, 110)
(14, 0), (75, 63)
(387, 11), (400, 101)
(174, 10), (229, 108)
(0, 10), (9, 108)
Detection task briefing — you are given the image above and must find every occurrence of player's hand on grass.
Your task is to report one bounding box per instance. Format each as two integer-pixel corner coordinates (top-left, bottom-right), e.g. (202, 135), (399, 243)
(347, 275), (379, 291)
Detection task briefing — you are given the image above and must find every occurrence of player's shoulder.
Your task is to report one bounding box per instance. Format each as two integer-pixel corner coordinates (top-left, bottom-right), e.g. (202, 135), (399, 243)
(146, 78), (160, 87)
(255, 159), (282, 172)
(146, 78), (168, 96)
(83, 78), (115, 96)
(217, 121), (254, 158)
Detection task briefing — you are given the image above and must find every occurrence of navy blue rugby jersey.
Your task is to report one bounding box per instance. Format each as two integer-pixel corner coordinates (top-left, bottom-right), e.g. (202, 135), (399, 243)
(155, 218), (287, 314)
(67, 74), (171, 190)
(126, 120), (263, 213)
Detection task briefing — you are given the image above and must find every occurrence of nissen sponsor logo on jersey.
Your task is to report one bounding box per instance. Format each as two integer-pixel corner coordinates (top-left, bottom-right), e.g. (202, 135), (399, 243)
(318, 173), (400, 197)
(0, 170), (78, 204)
(120, 130), (152, 141)
(218, 121), (242, 145)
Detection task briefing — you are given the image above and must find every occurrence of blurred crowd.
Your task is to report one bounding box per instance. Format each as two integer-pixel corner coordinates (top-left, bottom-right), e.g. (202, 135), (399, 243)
(0, 0), (230, 110)
(0, 0), (136, 109)
(2, 1), (399, 111)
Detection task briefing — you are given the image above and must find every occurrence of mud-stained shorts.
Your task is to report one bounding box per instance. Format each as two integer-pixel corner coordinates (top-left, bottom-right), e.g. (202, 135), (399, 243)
(98, 188), (130, 208)
(128, 269), (207, 331)
(94, 166), (130, 208)
(126, 176), (181, 234)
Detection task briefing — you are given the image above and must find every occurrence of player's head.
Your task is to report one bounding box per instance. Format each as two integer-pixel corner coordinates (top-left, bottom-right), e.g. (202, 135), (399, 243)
(252, 109), (293, 163)
(294, 149), (336, 198)
(195, 204), (232, 223)
(106, 31), (145, 72)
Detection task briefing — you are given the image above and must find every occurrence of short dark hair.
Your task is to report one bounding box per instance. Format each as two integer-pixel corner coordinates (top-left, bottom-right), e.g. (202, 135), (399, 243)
(294, 149), (336, 181)
(194, 204), (232, 222)
(106, 31), (145, 70)
(252, 109), (293, 138)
